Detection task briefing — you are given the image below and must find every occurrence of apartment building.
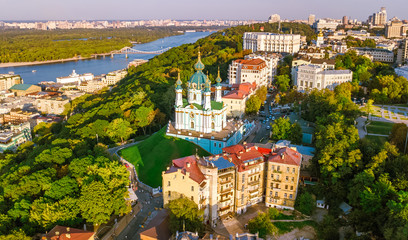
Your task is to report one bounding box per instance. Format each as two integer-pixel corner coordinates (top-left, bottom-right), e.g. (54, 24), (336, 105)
(0, 74), (23, 91)
(313, 19), (339, 31)
(385, 21), (408, 38)
(243, 32), (301, 54)
(294, 65), (353, 91)
(34, 97), (70, 115)
(245, 52), (282, 86)
(162, 143), (303, 226)
(228, 59), (268, 86)
(222, 83), (256, 118)
(397, 39), (408, 65)
(353, 47), (394, 63)
(78, 80), (107, 93)
(265, 148), (301, 209)
(102, 70), (127, 85)
(0, 109), (39, 128)
(291, 57), (336, 82)
(0, 122), (32, 152)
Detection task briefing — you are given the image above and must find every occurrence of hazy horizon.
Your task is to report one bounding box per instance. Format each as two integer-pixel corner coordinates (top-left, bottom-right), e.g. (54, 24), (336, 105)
(0, 0), (406, 21)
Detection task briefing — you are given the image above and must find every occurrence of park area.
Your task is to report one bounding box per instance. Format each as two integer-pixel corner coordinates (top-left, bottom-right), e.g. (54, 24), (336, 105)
(119, 127), (210, 187)
(366, 121), (394, 135)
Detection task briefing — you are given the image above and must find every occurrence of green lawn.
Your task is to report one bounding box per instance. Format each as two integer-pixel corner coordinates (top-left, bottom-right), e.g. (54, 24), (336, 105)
(366, 121), (395, 135)
(364, 135), (388, 146)
(119, 127), (211, 187)
(274, 220), (317, 234)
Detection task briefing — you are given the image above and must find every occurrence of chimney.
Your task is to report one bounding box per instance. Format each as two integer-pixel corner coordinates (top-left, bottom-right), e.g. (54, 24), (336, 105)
(186, 162), (191, 168)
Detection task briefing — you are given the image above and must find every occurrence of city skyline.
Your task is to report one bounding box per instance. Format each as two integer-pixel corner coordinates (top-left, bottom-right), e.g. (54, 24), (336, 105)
(0, 0), (406, 21)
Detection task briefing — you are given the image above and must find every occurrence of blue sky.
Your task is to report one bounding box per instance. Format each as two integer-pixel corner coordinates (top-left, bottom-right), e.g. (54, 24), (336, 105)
(0, 0), (406, 21)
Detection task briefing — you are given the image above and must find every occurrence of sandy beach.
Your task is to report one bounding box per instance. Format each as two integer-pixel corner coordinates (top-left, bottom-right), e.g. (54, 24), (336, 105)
(0, 56), (95, 68)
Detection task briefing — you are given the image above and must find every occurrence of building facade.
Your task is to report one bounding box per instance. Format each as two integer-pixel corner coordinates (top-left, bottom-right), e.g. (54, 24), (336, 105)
(268, 14), (280, 23)
(395, 65), (408, 80)
(34, 97), (70, 115)
(102, 69), (127, 85)
(228, 59), (268, 86)
(368, 7), (387, 26)
(56, 70), (94, 84)
(162, 143), (303, 226)
(0, 74), (22, 91)
(354, 47), (394, 63)
(222, 83), (256, 118)
(294, 65), (353, 91)
(0, 122), (32, 152)
(313, 19), (339, 31)
(166, 51), (245, 154)
(9, 84), (42, 96)
(244, 52), (282, 86)
(385, 21), (408, 38)
(243, 32), (301, 54)
(397, 39), (408, 65)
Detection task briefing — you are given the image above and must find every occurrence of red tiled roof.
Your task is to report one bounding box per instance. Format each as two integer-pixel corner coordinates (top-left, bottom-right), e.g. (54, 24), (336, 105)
(233, 58), (267, 70)
(223, 83), (256, 100)
(169, 156), (205, 184)
(222, 145), (266, 172)
(268, 147), (302, 166)
(45, 226), (94, 240)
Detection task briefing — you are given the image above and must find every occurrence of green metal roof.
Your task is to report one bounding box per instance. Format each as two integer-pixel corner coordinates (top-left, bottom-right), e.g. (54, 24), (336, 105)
(9, 84), (35, 91)
(211, 101), (223, 110)
(192, 103), (203, 110)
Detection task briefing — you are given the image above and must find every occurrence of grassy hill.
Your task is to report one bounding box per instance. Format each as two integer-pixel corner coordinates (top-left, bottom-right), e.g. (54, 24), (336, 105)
(119, 127), (210, 187)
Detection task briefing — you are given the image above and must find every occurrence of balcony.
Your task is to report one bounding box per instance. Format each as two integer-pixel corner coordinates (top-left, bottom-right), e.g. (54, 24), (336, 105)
(249, 189), (258, 194)
(220, 178), (232, 184)
(220, 197), (232, 202)
(220, 187), (233, 194)
(248, 180), (260, 186)
(219, 205), (231, 212)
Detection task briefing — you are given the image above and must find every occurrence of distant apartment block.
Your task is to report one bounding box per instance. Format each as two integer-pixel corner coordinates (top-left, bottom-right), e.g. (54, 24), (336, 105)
(395, 65), (408, 80)
(397, 39), (408, 65)
(294, 65), (352, 91)
(34, 97), (70, 115)
(0, 122), (32, 152)
(162, 143), (303, 227)
(102, 70), (127, 85)
(0, 109), (40, 128)
(228, 58), (268, 86)
(385, 21), (408, 38)
(243, 32), (301, 54)
(128, 59), (148, 68)
(78, 80), (107, 93)
(353, 47), (394, 63)
(313, 19), (339, 31)
(0, 74), (23, 91)
(367, 7), (387, 27)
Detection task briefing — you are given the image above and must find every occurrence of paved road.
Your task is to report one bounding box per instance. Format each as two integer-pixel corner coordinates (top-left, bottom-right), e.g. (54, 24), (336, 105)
(115, 189), (163, 240)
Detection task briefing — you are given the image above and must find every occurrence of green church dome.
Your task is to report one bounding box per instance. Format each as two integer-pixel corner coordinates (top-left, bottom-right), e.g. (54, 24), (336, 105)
(189, 71), (207, 90)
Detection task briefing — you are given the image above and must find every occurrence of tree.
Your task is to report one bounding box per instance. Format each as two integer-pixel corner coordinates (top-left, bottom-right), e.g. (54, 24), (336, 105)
(247, 212), (278, 238)
(365, 99), (374, 118)
(245, 95), (262, 115)
(271, 117), (291, 140)
(78, 181), (113, 231)
(255, 86), (268, 104)
(133, 106), (155, 135)
(389, 123), (408, 152)
(106, 118), (134, 143)
(44, 176), (79, 200)
(296, 192), (316, 215)
(0, 230), (31, 240)
(275, 75), (290, 92)
(317, 215), (339, 240)
(165, 198), (204, 234)
(289, 122), (302, 144)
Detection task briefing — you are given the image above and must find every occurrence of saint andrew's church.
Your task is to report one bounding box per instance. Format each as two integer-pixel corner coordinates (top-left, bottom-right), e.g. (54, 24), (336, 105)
(167, 49), (248, 154)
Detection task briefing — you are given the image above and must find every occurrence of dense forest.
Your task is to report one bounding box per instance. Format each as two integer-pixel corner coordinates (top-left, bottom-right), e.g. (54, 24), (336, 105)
(0, 27), (184, 63)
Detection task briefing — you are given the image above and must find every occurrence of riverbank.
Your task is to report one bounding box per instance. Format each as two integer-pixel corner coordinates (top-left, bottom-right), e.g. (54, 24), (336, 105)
(0, 56), (96, 68)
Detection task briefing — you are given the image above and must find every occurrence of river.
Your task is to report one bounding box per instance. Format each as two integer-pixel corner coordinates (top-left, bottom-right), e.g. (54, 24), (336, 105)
(0, 31), (213, 85)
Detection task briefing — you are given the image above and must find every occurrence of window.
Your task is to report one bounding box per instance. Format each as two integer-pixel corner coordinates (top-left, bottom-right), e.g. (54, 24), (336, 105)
(277, 175), (280, 180)
(271, 165), (275, 171)
(242, 174), (245, 183)
(290, 186), (293, 190)
(284, 193), (287, 198)
(241, 194), (244, 204)
(167, 181), (171, 187)
(277, 166), (280, 171)
(285, 185), (288, 190)
(292, 177), (294, 182)
(191, 196), (194, 201)
(287, 167), (289, 173)
(275, 192), (278, 197)
(289, 194), (293, 199)
(191, 121), (194, 129)
(219, 143), (221, 148)
(292, 168), (295, 174)
(214, 143), (216, 147)
(191, 186), (194, 191)
(271, 174), (274, 179)
(168, 191), (171, 197)
(286, 176), (289, 181)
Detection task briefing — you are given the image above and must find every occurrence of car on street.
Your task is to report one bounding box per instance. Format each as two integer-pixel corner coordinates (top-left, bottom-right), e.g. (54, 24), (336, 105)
(266, 126), (271, 130)
(272, 116), (275, 121)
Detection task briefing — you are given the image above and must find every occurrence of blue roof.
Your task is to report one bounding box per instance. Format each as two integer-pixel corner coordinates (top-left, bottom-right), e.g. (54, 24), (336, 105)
(290, 144), (315, 157)
(339, 202), (352, 214)
(211, 157), (235, 170)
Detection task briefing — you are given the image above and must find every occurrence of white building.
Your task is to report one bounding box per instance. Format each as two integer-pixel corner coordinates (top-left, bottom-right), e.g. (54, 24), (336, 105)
(102, 70), (127, 85)
(243, 32), (301, 54)
(268, 14), (281, 23)
(353, 47), (394, 63)
(395, 65), (408, 80)
(245, 53), (282, 86)
(56, 70), (94, 84)
(313, 19), (339, 31)
(294, 65), (353, 91)
(228, 59), (268, 87)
